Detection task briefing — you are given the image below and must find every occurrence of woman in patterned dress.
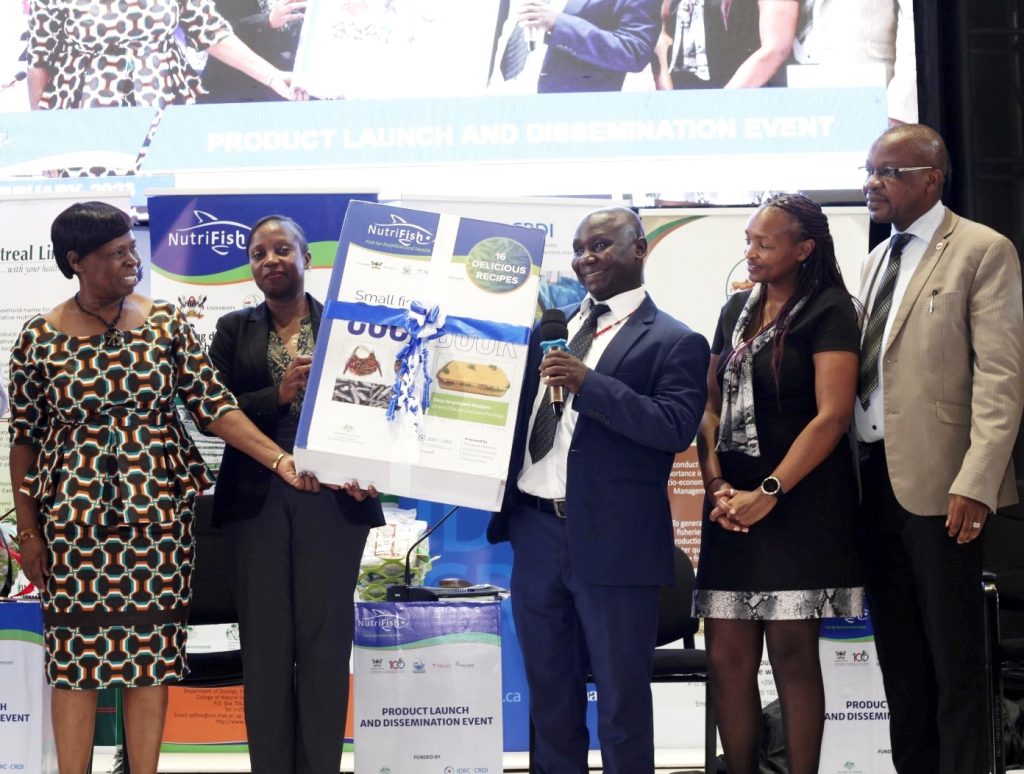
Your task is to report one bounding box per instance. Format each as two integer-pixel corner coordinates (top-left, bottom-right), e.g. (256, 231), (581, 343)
(694, 194), (863, 774)
(26, 0), (305, 109)
(8, 201), (319, 774)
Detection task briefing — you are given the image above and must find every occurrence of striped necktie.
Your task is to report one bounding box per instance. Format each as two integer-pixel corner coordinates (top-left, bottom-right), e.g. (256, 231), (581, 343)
(528, 304), (610, 462)
(858, 232), (912, 408)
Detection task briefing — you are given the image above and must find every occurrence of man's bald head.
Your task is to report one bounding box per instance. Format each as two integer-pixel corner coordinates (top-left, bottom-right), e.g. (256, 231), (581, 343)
(863, 124), (949, 231)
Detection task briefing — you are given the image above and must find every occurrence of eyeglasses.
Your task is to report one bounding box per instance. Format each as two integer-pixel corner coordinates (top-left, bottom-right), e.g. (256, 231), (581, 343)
(860, 165), (936, 181)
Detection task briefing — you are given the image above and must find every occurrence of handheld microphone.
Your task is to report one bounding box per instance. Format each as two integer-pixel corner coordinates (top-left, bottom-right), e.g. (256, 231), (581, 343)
(538, 308), (569, 417)
(386, 505), (459, 602)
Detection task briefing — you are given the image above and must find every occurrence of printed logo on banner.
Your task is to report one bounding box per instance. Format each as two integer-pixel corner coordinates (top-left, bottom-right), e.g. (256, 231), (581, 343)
(412, 659), (426, 673)
(344, 208), (436, 257)
(833, 648), (871, 665)
(370, 214), (434, 249)
(177, 294), (208, 320)
(166, 211), (249, 257)
(388, 658), (406, 671)
(358, 608), (410, 631)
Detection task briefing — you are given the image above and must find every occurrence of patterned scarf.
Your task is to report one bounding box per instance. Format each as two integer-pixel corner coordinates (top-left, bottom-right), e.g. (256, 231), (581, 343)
(717, 284), (807, 456)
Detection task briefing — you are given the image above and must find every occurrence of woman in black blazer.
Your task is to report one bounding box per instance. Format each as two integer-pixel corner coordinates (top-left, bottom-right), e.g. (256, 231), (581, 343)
(208, 214), (383, 774)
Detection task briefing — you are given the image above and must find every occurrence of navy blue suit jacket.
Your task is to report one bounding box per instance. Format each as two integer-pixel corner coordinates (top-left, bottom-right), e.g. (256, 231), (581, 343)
(488, 294), (710, 586)
(538, 0), (662, 93)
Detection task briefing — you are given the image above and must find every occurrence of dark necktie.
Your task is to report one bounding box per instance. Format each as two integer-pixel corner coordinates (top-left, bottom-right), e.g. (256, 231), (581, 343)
(858, 233), (912, 408)
(528, 303), (610, 463)
(499, 24), (529, 80)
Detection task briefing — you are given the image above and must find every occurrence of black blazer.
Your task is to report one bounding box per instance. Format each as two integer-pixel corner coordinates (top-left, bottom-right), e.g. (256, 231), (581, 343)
(208, 294), (385, 528)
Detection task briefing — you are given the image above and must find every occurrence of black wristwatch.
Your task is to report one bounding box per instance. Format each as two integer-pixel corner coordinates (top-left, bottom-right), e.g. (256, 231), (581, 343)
(760, 476), (785, 501)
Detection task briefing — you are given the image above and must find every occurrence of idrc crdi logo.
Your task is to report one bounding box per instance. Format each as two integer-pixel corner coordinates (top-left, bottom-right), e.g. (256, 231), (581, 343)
(166, 210), (249, 256)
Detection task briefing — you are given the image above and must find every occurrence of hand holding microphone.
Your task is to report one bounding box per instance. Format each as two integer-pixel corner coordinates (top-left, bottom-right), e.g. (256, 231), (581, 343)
(538, 308), (569, 416)
(537, 309), (591, 416)
(517, 0), (555, 50)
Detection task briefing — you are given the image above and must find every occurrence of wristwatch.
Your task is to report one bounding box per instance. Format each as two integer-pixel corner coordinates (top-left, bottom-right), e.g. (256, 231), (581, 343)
(760, 476), (785, 501)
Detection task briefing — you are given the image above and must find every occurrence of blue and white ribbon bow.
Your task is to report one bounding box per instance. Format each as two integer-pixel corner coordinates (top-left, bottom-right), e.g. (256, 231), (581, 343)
(387, 301), (447, 432)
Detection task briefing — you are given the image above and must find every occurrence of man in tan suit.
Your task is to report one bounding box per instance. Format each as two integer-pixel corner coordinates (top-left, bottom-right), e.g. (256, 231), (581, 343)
(856, 124), (1024, 774)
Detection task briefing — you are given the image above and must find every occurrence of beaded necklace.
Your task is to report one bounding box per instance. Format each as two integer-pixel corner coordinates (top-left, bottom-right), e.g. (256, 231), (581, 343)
(74, 292), (125, 347)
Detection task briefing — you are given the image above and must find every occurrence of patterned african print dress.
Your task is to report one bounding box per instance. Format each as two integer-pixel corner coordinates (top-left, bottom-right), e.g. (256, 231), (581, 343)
(7, 301), (237, 689)
(28, 0), (232, 109)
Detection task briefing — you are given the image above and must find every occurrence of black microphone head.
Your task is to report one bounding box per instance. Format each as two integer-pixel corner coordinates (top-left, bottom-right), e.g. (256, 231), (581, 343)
(539, 308), (568, 341)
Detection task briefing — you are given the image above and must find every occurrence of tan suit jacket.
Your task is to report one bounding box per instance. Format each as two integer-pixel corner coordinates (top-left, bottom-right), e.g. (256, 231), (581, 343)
(860, 207), (1024, 515)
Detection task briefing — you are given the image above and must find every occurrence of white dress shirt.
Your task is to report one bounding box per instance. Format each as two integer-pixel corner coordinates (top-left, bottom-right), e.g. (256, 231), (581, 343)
(517, 286), (647, 499)
(855, 199), (946, 441)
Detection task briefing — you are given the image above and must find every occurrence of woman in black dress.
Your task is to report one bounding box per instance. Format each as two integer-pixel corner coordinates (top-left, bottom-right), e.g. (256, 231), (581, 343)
(694, 193), (862, 774)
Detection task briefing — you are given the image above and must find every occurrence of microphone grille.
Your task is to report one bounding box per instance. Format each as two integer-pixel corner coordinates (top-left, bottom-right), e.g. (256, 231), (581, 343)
(539, 308), (568, 341)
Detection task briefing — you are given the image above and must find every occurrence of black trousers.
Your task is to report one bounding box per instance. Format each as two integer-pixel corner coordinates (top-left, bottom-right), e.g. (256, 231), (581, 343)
(223, 478), (370, 774)
(860, 444), (987, 774)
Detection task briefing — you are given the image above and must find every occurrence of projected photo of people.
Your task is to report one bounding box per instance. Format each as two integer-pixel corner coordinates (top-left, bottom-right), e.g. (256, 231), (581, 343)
(792, 0), (917, 125)
(25, 0), (305, 109)
(293, 0), (504, 99)
(490, 0), (663, 94)
(656, 0), (917, 122)
(656, 0), (799, 89)
(199, 0), (307, 103)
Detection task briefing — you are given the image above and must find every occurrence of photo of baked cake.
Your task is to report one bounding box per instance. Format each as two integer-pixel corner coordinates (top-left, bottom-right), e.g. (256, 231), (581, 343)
(435, 360), (511, 398)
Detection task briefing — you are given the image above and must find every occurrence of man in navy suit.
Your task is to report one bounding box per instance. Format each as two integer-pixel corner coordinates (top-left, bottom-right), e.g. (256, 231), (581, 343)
(514, 0), (662, 92)
(488, 207), (709, 773)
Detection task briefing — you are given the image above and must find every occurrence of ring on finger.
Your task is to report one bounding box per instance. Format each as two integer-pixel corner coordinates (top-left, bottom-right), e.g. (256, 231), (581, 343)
(971, 521), (982, 528)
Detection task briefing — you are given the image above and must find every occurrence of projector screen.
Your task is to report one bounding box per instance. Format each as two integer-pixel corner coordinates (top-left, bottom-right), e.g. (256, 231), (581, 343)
(0, 0), (917, 200)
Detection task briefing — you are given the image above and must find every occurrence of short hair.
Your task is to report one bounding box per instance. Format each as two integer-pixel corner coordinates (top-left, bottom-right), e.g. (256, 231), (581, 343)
(247, 215), (308, 256)
(880, 123), (950, 177)
(51, 201), (133, 279)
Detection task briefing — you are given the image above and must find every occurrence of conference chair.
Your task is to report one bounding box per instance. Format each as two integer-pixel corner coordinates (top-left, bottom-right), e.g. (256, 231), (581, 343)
(527, 546), (716, 773)
(984, 510), (1024, 774)
(654, 546), (717, 774)
(118, 494), (242, 773)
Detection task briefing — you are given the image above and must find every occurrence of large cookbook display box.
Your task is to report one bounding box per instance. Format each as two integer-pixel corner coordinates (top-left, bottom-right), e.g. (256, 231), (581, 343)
(294, 201), (544, 510)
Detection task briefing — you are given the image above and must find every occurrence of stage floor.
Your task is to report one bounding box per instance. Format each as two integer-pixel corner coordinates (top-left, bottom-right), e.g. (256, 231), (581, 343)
(90, 749), (711, 772)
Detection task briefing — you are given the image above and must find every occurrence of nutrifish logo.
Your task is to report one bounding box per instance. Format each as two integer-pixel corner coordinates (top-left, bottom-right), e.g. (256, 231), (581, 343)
(366, 214), (434, 249)
(358, 608), (409, 630)
(167, 210), (249, 256)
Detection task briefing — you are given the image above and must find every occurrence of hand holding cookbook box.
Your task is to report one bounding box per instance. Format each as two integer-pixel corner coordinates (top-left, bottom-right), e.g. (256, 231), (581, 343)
(294, 201), (546, 510)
